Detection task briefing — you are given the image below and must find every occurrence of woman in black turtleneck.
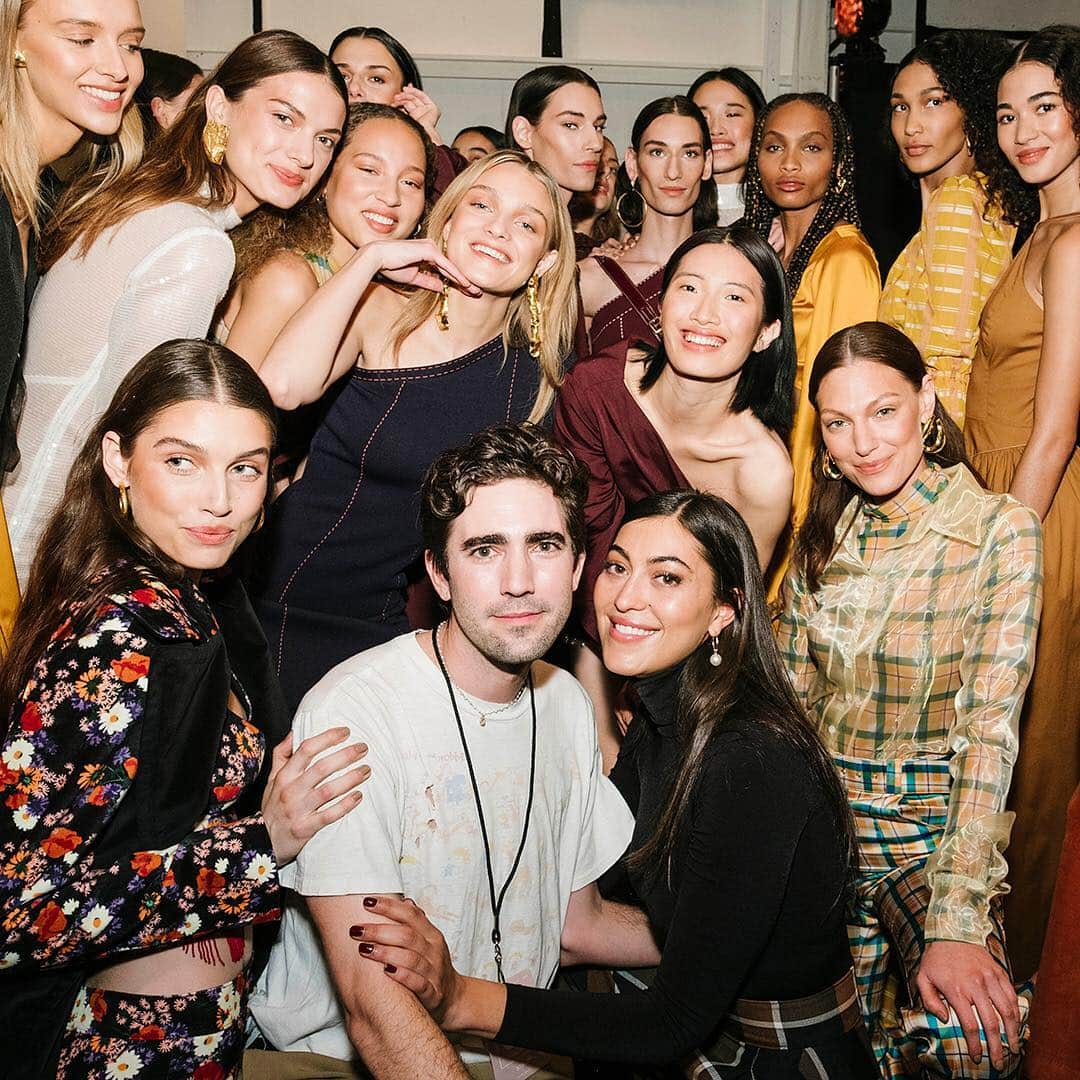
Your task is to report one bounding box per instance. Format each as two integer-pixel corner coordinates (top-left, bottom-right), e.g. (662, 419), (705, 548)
(351, 490), (876, 1078)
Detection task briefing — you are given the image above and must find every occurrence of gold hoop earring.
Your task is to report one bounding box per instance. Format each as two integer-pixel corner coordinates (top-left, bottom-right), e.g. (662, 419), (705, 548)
(118, 484), (130, 517)
(615, 182), (645, 230)
(526, 274), (543, 359)
(436, 282), (450, 332)
(821, 450), (844, 481)
(13, 50), (27, 70)
(202, 120), (230, 165)
(921, 413), (946, 454)
(254, 507), (265, 532)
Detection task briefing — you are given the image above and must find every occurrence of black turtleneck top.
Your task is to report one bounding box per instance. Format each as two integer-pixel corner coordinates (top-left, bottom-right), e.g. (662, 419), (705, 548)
(497, 664), (854, 1065)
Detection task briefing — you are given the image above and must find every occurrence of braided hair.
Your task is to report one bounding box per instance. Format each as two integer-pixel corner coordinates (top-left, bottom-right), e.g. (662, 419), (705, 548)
(741, 93), (860, 295)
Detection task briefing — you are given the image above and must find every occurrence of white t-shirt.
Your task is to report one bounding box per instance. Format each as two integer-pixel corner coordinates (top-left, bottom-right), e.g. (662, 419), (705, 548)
(250, 631), (634, 1067)
(716, 181), (745, 227)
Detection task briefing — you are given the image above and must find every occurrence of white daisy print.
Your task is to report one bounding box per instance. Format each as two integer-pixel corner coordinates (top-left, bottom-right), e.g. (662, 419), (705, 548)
(12, 806), (38, 831)
(19, 876), (52, 901)
(193, 1031), (223, 1058)
(0, 952), (19, 970)
(62, 899), (79, 916)
(181, 912), (202, 936)
(217, 982), (241, 1023)
(77, 633), (101, 648)
(105, 1050), (143, 1078)
(98, 701), (133, 735)
(67, 988), (92, 1033)
(244, 852), (275, 883)
(81, 904), (112, 938)
(214, 858), (229, 874)
(2, 739), (34, 770)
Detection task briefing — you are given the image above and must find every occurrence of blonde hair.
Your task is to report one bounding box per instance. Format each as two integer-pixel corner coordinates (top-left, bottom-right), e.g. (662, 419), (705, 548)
(1, 1), (43, 231)
(388, 150), (578, 423)
(40, 29), (346, 268)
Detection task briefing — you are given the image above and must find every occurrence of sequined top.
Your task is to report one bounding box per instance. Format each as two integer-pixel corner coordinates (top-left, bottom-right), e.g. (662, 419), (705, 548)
(777, 464), (1043, 943)
(879, 174), (1014, 428)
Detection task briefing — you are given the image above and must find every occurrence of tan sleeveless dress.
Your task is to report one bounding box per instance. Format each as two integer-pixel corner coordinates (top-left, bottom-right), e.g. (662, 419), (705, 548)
(965, 236), (1080, 979)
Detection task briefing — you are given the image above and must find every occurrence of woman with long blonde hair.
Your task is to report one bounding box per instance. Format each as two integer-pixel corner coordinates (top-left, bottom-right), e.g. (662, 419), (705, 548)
(3, 28), (347, 587)
(0, 0), (144, 647)
(254, 149), (579, 710)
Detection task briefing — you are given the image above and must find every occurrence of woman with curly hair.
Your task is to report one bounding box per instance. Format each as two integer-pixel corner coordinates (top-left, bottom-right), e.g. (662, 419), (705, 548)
(880, 31), (1016, 428)
(742, 93), (880, 594)
(965, 23), (1080, 980)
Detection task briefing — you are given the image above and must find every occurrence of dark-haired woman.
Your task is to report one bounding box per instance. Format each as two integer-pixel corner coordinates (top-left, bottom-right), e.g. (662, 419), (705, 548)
(350, 490), (875, 1078)
(964, 24), (1080, 979)
(5, 30), (348, 587)
(451, 124), (508, 162)
(219, 103), (434, 375)
(743, 93), (880, 589)
(580, 96), (717, 354)
(569, 136), (621, 247)
(778, 322), (1041, 1077)
(689, 67), (767, 226)
(0, 0), (145, 648)
(557, 226), (794, 766)
(134, 47), (203, 135)
(879, 31), (1015, 428)
(329, 25), (466, 198)
(0, 340), (368, 1078)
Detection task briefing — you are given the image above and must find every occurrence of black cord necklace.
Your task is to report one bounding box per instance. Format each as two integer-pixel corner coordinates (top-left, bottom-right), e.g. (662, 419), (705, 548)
(431, 622), (537, 984)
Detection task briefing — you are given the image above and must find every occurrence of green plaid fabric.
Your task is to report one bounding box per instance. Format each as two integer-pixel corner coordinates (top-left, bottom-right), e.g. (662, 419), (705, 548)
(778, 464), (1043, 945)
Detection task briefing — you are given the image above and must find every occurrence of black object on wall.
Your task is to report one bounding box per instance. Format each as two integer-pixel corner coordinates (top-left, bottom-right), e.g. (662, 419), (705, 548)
(252, 0), (263, 34)
(542, 0), (562, 58)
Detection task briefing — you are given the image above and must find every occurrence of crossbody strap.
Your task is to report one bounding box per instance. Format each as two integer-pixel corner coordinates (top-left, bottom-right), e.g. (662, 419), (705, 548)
(595, 257), (661, 340)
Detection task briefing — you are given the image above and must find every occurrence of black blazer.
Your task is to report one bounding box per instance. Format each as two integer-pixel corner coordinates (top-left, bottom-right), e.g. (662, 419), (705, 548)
(0, 188), (36, 474)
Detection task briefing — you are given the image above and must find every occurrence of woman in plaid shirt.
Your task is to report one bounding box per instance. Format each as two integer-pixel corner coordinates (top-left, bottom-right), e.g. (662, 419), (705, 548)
(778, 322), (1043, 1079)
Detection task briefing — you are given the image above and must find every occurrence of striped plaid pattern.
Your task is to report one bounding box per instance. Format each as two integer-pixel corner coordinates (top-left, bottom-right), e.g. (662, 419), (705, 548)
(879, 173), (1015, 427)
(841, 753), (1029, 1077)
(779, 463), (1042, 946)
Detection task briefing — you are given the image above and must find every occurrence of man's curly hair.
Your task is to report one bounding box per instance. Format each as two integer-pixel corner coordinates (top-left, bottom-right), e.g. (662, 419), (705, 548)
(892, 31), (1022, 222)
(988, 25), (1080, 232)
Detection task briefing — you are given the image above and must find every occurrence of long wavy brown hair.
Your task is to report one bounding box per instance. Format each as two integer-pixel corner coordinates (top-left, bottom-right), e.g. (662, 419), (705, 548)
(793, 322), (977, 595)
(39, 29), (347, 268)
(0, 340), (277, 719)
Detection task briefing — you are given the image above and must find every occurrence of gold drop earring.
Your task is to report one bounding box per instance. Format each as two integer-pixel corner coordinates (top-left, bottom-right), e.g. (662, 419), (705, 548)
(526, 274), (543, 359)
(437, 282), (450, 332)
(202, 119), (230, 165)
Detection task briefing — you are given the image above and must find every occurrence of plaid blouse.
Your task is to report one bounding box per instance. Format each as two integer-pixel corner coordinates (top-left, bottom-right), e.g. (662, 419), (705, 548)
(879, 174), (1014, 429)
(778, 464), (1043, 944)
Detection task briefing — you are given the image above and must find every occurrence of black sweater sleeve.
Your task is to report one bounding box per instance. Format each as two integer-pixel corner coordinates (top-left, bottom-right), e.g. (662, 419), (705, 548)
(497, 733), (814, 1064)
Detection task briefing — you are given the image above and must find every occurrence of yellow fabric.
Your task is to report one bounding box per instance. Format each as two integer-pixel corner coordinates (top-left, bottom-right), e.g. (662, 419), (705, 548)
(879, 173), (1014, 429)
(0, 498), (18, 652)
(767, 223), (880, 601)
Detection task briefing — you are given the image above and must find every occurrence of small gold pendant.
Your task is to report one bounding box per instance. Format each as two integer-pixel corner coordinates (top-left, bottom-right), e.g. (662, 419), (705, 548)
(478, 714), (487, 727)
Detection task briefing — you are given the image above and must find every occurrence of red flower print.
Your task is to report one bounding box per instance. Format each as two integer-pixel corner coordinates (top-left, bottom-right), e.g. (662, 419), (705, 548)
(194, 1063), (225, 1080)
(31, 902), (67, 942)
(123, 757), (138, 779)
(132, 1024), (165, 1042)
(89, 987), (107, 1022)
(162, 869), (175, 888)
(5, 791), (27, 809)
(131, 851), (162, 878)
(0, 763), (17, 787)
(196, 867), (226, 897)
(132, 588), (159, 606)
(19, 702), (42, 733)
(212, 785), (240, 803)
(41, 827), (82, 858)
(112, 652), (150, 683)
(87, 785), (109, 807)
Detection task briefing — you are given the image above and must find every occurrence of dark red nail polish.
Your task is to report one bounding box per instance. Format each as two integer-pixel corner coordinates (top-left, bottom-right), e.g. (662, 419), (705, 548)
(349, 926), (363, 938)
(363, 896), (377, 908)
(359, 942), (374, 954)
(384, 963), (397, 973)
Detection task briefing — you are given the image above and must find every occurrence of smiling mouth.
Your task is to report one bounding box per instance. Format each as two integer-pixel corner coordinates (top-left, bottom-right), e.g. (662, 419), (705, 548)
(608, 620), (659, 641)
(711, 141), (734, 151)
(1017, 147), (1048, 164)
(361, 209), (398, 229)
(855, 459), (890, 475)
(682, 330), (725, 348)
(472, 243), (510, 264)
(80, 86), (123, 106)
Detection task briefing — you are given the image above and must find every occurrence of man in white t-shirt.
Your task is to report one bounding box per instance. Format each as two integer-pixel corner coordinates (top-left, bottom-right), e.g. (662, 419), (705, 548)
(249, 424), (635, 1079)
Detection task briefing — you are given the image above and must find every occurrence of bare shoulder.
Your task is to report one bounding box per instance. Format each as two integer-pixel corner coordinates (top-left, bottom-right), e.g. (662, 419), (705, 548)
(734, 423), (794, 507)
(244, 250), (320, 307)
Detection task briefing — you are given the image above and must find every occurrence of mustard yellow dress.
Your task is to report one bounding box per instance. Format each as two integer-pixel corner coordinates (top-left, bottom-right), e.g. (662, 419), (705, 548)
(965, 236), (1080, 979)
(0, 502), (16, 650)
(880, 173), (1014, 428)
(768, 223), (880, 599)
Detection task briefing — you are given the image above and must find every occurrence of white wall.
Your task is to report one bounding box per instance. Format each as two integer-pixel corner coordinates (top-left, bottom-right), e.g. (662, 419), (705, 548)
(151, 0), (829, 151)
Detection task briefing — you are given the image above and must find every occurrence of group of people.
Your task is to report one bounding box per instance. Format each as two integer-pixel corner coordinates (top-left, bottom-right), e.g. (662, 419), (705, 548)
(0, 2), (1078, 1078)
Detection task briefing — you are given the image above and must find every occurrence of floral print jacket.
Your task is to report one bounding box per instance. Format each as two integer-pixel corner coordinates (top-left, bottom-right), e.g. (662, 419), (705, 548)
(0, 566), (282, 976)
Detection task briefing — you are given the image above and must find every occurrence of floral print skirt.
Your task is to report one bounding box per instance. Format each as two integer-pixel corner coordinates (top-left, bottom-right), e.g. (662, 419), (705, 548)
(57, 967), (249, 1079)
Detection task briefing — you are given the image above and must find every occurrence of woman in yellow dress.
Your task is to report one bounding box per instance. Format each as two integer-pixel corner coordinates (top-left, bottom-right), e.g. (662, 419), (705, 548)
(880, 30), (1017, 428)
(965, 24), (1080, 979)
(742, 93), (880, 591)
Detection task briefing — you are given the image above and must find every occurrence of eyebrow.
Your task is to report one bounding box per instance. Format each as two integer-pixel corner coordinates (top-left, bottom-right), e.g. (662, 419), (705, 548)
(461, 533), (505, 549)
(763, 128), (829, 140)
(890, 84), (946, 99)
(58, 18), (146, 34)
(152, 437), (269, 460)
(672, 270), (753, 289)
(641, 139), (703, 150)
(648, 555), (692, 570)
(997, 89), (1061, 109)
(271, 98), (343, 135)
(554, 110), (608, 124)
(471, 183), (546, 220)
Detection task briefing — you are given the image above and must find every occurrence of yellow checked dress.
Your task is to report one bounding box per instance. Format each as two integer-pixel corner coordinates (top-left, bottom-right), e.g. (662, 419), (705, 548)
(966, 235), (1080, 979)
(768, 223), (880, 600)
(778, 463), (1043, 1076)
(880, 173), (1014, 428)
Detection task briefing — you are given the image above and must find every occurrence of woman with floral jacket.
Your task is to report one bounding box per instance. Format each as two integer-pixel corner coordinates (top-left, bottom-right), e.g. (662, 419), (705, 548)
(0, 339), (369, 1079)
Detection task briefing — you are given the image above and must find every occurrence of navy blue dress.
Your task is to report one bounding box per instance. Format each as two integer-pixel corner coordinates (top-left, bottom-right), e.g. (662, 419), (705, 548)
(254, 337), (543, 712)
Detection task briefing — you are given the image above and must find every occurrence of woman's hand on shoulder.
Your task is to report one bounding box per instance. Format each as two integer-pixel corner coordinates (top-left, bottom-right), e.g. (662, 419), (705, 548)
(353, 239), (481, 296)
(916, 939), (1020, 1072)
(260, 728), (371, 867)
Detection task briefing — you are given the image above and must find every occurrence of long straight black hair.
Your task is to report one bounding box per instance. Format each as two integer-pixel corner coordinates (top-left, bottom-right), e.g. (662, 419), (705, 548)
(630, 95), (718, 232)
(620, 491), (856, 892)
(638, 226), (796, 440)
(687, 67), (767, 118)
(505, 64), (602, 148)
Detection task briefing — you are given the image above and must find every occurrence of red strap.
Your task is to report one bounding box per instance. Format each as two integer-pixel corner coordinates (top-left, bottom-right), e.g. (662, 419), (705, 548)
(595, 257), (661, 341)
